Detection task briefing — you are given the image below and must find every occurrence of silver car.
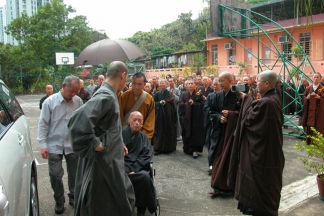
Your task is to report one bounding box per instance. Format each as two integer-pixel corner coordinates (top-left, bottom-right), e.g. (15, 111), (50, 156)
(0, 80), (39, 216)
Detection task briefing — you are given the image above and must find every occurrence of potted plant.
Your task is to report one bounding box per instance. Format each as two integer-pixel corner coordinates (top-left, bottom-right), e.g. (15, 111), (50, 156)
(295, 127), (324, 201)
(236, 61), (248, 75)
(290, 45), (304, 59)
(206, 65), (219, 77)
(183, 67), (192, 77)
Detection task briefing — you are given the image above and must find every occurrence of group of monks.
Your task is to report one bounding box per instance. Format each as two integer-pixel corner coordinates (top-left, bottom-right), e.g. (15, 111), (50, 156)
(84, 68), (323, 216)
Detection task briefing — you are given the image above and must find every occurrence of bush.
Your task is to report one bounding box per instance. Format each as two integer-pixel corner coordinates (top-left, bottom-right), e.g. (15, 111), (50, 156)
(295, 127), (324, 179)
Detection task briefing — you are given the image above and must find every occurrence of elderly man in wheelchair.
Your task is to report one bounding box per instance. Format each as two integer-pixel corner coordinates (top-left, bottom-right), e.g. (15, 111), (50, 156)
(123, 111), (157, 216)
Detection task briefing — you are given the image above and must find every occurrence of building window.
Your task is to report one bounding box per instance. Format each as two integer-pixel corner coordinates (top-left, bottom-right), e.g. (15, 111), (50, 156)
(282, 43), (292, 61)
(228, 43), (236, 65)
(211, 44), (218, 65)
(299, 32), (311, 56)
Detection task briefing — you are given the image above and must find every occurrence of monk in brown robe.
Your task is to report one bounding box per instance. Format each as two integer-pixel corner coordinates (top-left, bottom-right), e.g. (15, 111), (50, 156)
(302, 72), (324, 144)
(228, 70), (285, 216)
(179, 79), (205, 158)
(119, 72), (155, 141)
(208, 72), (243, 194)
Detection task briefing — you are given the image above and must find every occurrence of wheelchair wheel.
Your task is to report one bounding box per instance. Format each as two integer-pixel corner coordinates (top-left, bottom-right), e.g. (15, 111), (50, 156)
(155, 198), (160, 216)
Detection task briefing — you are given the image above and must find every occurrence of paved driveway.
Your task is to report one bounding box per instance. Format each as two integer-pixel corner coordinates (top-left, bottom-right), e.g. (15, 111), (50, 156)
(17, 94), (323, 216)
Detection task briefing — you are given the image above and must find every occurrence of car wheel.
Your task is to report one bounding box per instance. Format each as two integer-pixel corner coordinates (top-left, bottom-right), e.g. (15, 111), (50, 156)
(29, 171), (39, 216)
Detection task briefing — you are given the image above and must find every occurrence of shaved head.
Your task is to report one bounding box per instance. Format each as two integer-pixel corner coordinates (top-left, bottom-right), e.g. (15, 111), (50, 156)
(219, 71), (233, 80)
(106, 61), (128, 79)
(128, 111), (143, 133)
(259, 70), (277, 88)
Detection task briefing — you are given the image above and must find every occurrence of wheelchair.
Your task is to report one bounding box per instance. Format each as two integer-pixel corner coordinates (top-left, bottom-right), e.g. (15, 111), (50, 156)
(149, 161), (160, 216)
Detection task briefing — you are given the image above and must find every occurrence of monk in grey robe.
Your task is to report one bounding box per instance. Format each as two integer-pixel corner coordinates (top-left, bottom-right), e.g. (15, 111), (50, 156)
(68, 61), (135, 216)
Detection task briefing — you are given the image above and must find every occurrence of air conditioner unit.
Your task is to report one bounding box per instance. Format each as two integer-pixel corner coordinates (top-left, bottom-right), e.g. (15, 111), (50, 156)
(278, 36), (291, 43)
(224, 43), (233, 50)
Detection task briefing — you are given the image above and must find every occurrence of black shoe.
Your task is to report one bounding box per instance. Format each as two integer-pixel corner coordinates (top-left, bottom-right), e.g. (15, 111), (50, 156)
(220, 189), (233, 195)
(137, 207), (146, 216)
(69, 197), (74, 208)
(55, 203), (65, 214)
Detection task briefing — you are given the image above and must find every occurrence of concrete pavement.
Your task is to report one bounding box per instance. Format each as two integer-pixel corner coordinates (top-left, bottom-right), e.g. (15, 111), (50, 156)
(17, 94), (323, 215)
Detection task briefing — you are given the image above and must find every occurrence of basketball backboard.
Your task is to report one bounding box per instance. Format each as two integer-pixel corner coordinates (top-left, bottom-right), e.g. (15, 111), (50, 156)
(210, 0), (251, 38)
(55, 52), (74, 65)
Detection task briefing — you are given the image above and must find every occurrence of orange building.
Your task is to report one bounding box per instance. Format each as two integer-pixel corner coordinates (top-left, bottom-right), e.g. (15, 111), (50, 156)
(145, 0), (324, 80)
(204, 0), (324, 79)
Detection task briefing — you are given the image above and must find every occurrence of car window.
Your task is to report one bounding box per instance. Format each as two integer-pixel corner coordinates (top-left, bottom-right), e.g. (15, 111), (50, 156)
(0, 83), (24, 121)
(0, 103), (10, 135)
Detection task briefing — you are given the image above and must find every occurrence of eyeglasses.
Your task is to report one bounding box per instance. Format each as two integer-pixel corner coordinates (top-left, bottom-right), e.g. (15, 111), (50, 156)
(258, 80), (271, 84)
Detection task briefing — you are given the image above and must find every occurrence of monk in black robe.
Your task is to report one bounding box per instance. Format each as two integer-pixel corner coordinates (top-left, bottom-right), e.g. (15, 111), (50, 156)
(297, 78), (309, 124)
(68, 62), (135, 216)
(179, 79), (205, 158)
(275, 79), (283, 103)
(228, 70), (285, 216)
(197, 76), (213, 100)
(284, 77), (296, 115)
(152, 79), (177, 154)
(302, 72), (324, 144)
(207, 72), (243, 194)
(123, 111), (157, 216)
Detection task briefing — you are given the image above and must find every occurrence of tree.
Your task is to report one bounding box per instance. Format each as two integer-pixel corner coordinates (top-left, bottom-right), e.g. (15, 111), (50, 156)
(151, 46), (175, 56)
(190, 53), (206, 75)
(5, 0), (93, 68)
(128, 11), (207, 56)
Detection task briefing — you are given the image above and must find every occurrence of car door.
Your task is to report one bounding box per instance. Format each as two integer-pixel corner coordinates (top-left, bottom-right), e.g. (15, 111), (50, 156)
(0, 83), (28, 215)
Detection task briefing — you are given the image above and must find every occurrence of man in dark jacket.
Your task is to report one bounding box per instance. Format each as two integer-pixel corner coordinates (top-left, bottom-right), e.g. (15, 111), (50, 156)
(39, 84), (53, 109)
(76, 79), (90, 104)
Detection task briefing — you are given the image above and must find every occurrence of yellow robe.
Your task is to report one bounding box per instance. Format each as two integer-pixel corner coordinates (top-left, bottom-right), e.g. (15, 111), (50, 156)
(119, 90), (155, 140)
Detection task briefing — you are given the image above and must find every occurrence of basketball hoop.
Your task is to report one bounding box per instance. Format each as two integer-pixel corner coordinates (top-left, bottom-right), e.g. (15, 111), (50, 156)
(62, 57), (69, 65)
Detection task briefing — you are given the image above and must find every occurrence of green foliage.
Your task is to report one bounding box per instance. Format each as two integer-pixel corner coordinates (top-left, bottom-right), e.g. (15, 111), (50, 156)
(206, 65), (219, 76)
(291, 45), (304, 58)
(5, 0), (93, 68)
(178, 42), (199, 53)
(2, 0), (94, 93)
(237, 0), (268, 4)
(127, 8), (210, 56)
(183, 67), (192, 77)
(151, 46), (175, 56)
(171, 69), (179, 79)
(295, 127), (324, 175)
(236, 61), (248, 75)
(189, 53), (207, 75)
(160, 73), (166, 78)
(290, 67), (301, 81)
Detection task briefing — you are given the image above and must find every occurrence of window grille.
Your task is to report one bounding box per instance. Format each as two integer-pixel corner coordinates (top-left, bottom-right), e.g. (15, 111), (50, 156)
(212, 44), (218, 65)
(299, 32), (311, 56)
(282, 43), (292, 61)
